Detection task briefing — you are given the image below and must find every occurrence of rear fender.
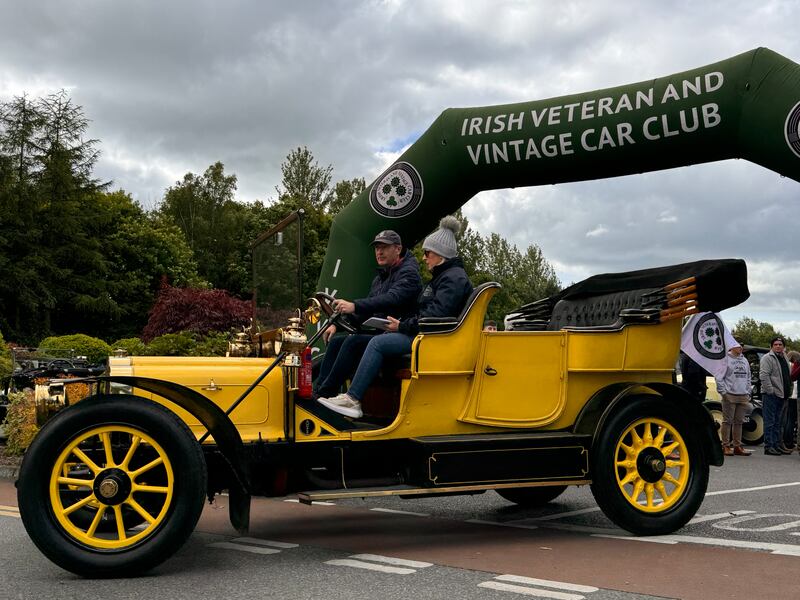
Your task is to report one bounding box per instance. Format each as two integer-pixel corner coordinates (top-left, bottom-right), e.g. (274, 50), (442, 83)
(98, 376), (251, 533)
(574, 381), (723, 467)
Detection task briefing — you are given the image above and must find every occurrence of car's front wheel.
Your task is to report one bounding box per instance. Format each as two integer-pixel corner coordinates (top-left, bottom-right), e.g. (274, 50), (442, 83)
(17, 395), (207, 577)
(590, 395), (708, 536)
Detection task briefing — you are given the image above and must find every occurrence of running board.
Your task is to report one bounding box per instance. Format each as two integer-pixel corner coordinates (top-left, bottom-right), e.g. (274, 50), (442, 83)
(297, 478), (591, 504)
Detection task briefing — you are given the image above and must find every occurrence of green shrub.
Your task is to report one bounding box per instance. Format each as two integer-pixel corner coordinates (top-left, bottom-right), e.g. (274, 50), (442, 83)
(191, 331), (230, 356)
(110, 337), (147, 356)
(3, 390), (38, 455)
(38, 334), (112, 364)
(0, 330), (11, 384)
(145, 332), (198, 356)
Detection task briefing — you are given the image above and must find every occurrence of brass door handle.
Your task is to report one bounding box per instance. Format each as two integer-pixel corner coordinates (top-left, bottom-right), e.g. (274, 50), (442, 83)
(484, 366), (497, 376)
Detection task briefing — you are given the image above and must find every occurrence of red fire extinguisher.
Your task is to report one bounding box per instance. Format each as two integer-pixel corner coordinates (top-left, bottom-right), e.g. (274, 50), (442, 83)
(297, 346), (313, 399)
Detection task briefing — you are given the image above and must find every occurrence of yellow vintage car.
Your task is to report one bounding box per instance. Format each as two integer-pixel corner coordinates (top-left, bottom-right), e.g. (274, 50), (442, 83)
(15, 252), (748, 577)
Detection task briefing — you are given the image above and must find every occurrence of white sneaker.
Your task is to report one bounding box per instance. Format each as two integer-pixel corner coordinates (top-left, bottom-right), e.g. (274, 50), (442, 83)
(317, 393), (363, 418)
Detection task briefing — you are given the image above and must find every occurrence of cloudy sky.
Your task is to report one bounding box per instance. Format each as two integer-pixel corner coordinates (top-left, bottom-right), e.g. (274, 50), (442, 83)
(2, 1), (799, 335)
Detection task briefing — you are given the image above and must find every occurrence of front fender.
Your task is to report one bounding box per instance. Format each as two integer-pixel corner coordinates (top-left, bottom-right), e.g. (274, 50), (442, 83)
(98, 376), (251, 533)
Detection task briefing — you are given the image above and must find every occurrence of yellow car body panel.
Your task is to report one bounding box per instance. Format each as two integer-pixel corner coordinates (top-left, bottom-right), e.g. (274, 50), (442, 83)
(109, 356), (286, 443)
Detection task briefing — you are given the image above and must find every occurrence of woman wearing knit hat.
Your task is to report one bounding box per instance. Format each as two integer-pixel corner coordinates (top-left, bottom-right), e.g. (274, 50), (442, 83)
(318, 216), (474, 418)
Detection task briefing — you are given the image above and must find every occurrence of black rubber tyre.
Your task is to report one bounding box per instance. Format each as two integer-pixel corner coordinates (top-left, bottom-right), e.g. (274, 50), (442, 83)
(17, 395), (207, 577)
(742, 407), (764, 446)
(590, 395), (708, 536)
(703, 401), (723, 440)
(496, 485), (567, 507)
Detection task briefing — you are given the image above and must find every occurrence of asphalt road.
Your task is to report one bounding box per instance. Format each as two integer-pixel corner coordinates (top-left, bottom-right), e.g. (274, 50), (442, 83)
(3, 448), (800, 600)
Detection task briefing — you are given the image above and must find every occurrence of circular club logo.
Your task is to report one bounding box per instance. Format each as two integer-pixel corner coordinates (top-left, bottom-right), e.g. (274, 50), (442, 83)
(692, 312), (725, 360)
(785, 100), (800, 158)
(369, 161), (423, 218)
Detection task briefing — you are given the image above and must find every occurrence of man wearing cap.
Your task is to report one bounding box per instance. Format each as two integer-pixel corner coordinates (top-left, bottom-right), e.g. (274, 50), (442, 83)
(715, 342), (752, 456)
(760, 336), (793, 455)
(313, 229), (421, 402)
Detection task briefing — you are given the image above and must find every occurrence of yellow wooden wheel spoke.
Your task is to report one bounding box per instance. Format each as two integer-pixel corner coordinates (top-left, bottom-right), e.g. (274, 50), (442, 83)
(619, 470), (638, 486)
(86, 505), (106, 537)
(654, 427), (667, 448)
(644, 483), (655, 507)
(661, 441), (679, 455)
(100, 431), (116, 468)
(130, 457), (164, 479)
(120, 435), (141, 470)
(126, 498), (156, 524)
(619, 442), (635, 457)
(666, 459), (685, 468)
(72, 448), (102, 475)
(57, 476), (93, 488)
(630, 428), (643, 448)
(662, 472), (680, 486)
(655, 481), (670, 502)
(114, 505), (127, 541)
(62, 493), (96, 517)
(642, 422), (653, 444)
(631, 479), (645, 503)
(132, 484), (170, 494)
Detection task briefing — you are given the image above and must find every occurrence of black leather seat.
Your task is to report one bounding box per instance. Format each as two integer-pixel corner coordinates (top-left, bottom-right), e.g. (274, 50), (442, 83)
(546, 288), (660, 331)
(418, 282), (501, 334)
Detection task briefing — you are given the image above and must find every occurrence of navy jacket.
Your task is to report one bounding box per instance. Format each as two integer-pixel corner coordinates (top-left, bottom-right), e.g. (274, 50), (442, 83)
(353, 250), (422, 322)
(398, 257), (473, 337)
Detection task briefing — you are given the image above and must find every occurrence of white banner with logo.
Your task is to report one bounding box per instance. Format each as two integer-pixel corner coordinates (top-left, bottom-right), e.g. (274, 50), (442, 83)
(680, 311), (738, 379)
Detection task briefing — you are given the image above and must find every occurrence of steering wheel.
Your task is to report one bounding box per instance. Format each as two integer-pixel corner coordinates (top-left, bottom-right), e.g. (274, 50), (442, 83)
(314, 292), (359, 333)
(47, 359), (74, 370)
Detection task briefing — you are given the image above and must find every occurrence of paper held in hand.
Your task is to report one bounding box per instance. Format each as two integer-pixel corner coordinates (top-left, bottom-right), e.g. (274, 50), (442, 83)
(362, 317), (392, 330)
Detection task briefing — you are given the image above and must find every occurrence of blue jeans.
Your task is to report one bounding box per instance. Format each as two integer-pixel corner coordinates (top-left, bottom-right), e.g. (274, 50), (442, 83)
(347, 333), (413, 401)
(763, 392), (784, 449)
(315, 334), (375, 398)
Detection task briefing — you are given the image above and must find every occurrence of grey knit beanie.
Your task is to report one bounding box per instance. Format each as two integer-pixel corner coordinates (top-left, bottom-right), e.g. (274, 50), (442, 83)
(422, 216), (461, 259)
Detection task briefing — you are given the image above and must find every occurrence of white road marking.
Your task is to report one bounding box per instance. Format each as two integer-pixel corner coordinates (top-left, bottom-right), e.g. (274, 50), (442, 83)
(233, 537), (298, 548)
(208, 542), (280, 555)
(478, 581), (585, 599)
(705, 481), (800, 496)
(592, 532), (800, 555)
(325, 558), (416, 574)
(370, 507), (430, 517)
(332, 259), (341, 278)
(496, 574), (598, 593)
(349, 553), (433, 568)
(712, 513), (800, 532)
(688, 510), (755, 524)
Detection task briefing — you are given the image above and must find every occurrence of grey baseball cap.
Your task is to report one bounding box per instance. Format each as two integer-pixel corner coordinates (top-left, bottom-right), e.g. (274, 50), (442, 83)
(370, 230), (402, 246)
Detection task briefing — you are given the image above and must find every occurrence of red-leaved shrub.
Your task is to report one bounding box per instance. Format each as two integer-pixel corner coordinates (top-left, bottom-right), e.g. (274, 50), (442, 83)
(142, 284), (251, 342)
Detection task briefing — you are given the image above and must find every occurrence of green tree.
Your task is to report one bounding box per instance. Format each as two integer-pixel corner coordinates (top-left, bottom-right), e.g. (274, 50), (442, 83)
(276, 146), (333, 211)
(328, 177), (366, 215)
(158, 162), (245, 294)
(0, 91), (109, 342)
(732, 317), (796, 349)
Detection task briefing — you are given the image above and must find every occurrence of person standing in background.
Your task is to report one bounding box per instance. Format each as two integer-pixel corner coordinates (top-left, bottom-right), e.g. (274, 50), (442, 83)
(760, 337), (792, 455)
(715, 342), (752, 456)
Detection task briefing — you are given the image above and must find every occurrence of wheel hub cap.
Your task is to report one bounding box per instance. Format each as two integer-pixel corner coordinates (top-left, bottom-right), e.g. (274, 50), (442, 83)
(92, 468), (132, 505)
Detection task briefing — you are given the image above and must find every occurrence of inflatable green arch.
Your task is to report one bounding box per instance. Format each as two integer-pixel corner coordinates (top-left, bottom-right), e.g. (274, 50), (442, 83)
(317, 47), (800, 298)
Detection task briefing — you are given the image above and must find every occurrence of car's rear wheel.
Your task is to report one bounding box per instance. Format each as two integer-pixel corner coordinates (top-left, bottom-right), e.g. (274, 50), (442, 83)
(17, 395), (207, 577)
(496, 485), (567, 507)
(742, 407), (764, 445)
(703, 401), (723, 440)
(590, 395), (708, 535)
